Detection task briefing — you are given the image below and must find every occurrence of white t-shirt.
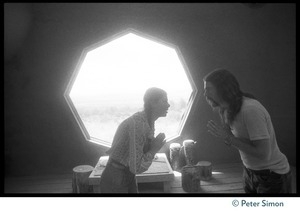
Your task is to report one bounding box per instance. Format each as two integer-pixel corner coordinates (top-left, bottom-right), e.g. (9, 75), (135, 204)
(231, 97), (290, 174)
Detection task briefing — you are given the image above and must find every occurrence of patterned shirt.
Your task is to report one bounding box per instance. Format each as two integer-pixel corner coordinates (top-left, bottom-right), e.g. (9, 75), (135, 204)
(105, 111), (156, 174)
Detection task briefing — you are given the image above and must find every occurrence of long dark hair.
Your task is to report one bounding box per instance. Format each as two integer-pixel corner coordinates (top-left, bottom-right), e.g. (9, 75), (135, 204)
(143, 87), (167, 129)
(203, 68), (256, 124)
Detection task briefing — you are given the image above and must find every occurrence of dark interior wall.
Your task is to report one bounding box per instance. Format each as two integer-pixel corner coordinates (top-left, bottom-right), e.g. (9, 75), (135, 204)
(4, 3), (296, 176)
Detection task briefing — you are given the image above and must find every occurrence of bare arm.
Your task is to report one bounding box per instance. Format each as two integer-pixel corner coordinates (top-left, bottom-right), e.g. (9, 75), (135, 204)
(207, 120), (271, 161)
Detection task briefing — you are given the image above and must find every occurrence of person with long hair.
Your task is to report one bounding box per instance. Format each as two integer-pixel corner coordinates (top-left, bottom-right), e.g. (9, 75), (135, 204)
(203, 68), (292, 193)
(100, 87), (170, 193)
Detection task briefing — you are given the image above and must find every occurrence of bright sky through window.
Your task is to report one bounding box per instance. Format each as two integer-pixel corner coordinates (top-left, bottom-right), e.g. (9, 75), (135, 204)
(69, 32), (194, 145)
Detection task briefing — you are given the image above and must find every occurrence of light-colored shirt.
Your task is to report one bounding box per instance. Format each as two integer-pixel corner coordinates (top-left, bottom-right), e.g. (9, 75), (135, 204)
(106, 111), (155, 174)
(231, 97), (290, 174)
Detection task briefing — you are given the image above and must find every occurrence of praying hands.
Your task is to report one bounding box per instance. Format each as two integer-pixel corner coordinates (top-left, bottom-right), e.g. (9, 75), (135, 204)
(207, 120), (233, 140)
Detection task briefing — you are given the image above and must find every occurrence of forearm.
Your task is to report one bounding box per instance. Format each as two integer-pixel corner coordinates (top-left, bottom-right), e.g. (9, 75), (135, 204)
(136, 144), (162, 174)
(130, 142), (156, 174)
(134, 151), (155, 174)
(148, 147), (159, 156)
(135, 139), (165, 174)
(225, 135), (270, 160)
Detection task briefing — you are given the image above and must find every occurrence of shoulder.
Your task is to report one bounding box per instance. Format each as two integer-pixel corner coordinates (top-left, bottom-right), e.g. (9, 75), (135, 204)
(241, 97), (270, 118)
(120, 111), (147, 128)
(242, 97), (266, 111)
(131, 111), (147, 123)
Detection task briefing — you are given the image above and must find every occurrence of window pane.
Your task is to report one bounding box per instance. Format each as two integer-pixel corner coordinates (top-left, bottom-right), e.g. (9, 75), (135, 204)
(67, 32), (195, 145)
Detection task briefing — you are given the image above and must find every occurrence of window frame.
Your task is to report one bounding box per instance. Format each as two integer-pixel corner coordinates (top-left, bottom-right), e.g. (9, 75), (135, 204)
(64, 28), (199, 147)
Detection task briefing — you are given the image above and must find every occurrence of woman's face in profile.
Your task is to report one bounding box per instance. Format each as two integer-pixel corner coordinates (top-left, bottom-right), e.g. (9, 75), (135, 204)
(152, 95), (170, 118)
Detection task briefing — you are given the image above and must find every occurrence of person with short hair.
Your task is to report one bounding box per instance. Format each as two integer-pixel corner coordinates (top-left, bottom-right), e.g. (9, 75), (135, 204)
(100, 87), (170, 193)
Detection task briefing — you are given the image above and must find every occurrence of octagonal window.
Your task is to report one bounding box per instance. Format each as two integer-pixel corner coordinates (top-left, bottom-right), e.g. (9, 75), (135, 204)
(64, 29), (197, 147)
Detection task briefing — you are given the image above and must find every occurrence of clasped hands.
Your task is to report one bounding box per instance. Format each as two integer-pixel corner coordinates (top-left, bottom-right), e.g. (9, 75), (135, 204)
(149, 133), (166, 153)
(207, 120), (233, 145)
